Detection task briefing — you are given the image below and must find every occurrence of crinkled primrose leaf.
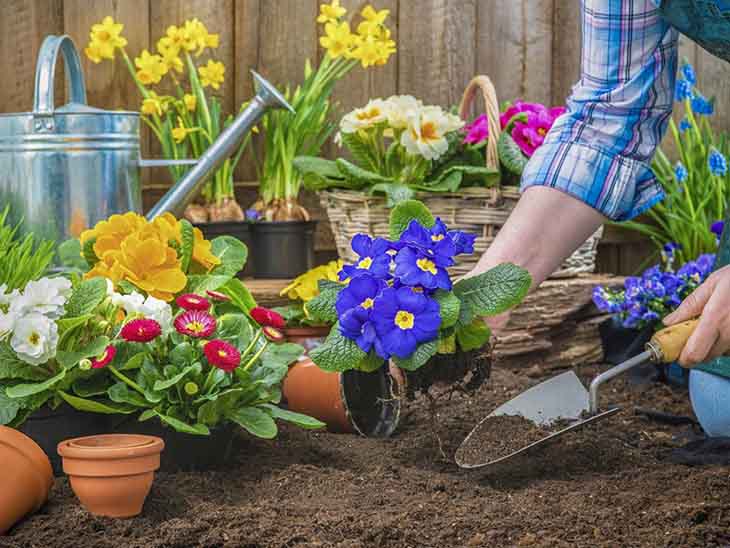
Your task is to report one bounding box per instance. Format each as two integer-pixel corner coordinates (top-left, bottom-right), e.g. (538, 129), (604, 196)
(454, 263), (531, 317)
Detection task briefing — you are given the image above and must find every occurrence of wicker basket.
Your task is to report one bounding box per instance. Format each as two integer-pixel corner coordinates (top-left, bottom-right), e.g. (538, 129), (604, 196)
(321, 75), (602, 278)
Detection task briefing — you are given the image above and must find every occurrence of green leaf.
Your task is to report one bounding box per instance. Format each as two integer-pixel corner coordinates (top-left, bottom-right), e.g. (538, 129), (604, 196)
(371, 182), (416, 207)
(336, 158), (393, 186)
(58, 239), (87, 270)
(340, 132), (378, 171)
(0, 342), (48, 381)
(57, 314), (92, 334)
(108, 383), (150, 407)
(216, 313), (254, 348)
(138, 409), (156, 421)
(119, 351), (146, 371)
(72, 375), (111, 397)
(179, 219), (195, 272)
(434, 290), (460, 328)
(392, 339), (438, 371)
(6, 369), (66, 398)
(498, 131), (529, 176)
(227, 406), (277, 439)
(82, 236), (99, 266)
(154, 411), (210, 435)
(56, 336), (110, 370)
(414, 170), (463, 193)
(455, 318), (492, 352)
(169, 342), (195, 367)
(0, 389), (21, 425)
(309, 323), (365, 372)
(355, 350), (385, 373)
(65, 277), (107, 317)
(453, 263), (531, 317)
(389, 200), (435, 240)
(261, 403), (325, 430)
(153, 365), (195, 391)
(304, 280), (343, 324)
(437, 334), (457, 354)
(59, 391), (137, 414)
(210, 235), (248, 277)
(293, 156), (343, 179)
(219, 278), (258, 313)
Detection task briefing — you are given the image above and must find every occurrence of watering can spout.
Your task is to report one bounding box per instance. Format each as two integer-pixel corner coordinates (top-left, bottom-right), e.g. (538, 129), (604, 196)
(146, 70), (293, 220)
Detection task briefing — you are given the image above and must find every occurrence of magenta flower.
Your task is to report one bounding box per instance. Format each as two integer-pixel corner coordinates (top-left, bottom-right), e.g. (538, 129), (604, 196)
(174, 310), (217, 338)
(463, 114), (489, 145)
(499, 100), (545, 129)
(511, 109), (556, 157)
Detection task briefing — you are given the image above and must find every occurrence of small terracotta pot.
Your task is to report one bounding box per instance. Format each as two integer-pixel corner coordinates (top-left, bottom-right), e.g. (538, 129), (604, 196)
(57, 434), (164, 518)
(283, 357), (403, 437)
(282, 325), (331, 354)
(0, 426), (54, 535)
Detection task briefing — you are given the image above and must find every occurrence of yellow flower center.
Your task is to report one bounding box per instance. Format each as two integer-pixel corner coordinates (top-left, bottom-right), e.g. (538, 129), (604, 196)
(420, 121), (438, 142)
(416, 257), (437, 275)
(97, 30), (110, 41)
(538, 127), (547, 136)
(218, 349), (228, 358)
(28, 332), (40, 345)
(361, 297), (374, 309)
(185, 321), (205, 333)
(358, 256), (373, 269)
(411, 286), (424, 293)
(356, 107), (382, 121)
(431, 234), (445, 242)
(395, 310), (415, 330)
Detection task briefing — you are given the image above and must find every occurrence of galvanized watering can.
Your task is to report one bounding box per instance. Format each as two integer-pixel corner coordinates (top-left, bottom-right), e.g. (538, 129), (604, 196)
(0, 35), (292, 245)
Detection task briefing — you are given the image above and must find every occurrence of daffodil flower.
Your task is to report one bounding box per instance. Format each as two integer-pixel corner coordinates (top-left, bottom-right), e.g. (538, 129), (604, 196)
(319, 21), (355, 59)
(171, 117), (199, 144)
(135, 49), (167, 85)
(183, 94), (196, 112)
(198, 59), (225, 89)
(317, 0), (347, 23)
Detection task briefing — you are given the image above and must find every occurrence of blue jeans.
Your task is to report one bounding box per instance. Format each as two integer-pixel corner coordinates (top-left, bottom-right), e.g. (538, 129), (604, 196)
(690, 370), (730, 436)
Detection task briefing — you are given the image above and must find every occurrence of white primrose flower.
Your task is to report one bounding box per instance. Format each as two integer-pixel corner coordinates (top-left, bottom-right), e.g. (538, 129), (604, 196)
(400, 105), (464, 161)
(340, 99), (389, 134)
(10, 277), (72, 319)
(0, 283), (21, 308)
(0, 309), (16, 340)
(383, 95), (423, 130)
(10, 313), (59, 365)
(111, 291), (173, 335)
(110, 291), (145, 314)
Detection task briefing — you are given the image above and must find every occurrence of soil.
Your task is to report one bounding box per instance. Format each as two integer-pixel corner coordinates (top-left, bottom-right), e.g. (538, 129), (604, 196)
(4, 363), (730, 548)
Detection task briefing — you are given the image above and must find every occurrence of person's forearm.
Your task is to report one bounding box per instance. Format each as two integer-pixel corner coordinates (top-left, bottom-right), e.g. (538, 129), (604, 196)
(469, 186), (605, 289)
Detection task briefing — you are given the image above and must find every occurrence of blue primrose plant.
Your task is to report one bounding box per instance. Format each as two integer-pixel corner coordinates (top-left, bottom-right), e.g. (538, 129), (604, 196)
(307, 200), (532, 373)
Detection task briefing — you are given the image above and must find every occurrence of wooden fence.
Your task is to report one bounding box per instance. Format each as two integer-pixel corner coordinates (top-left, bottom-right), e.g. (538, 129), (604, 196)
(1, 0), (729, 273)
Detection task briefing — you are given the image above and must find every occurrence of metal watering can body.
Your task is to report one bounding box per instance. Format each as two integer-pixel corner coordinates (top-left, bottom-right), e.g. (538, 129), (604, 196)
(0, 35), (292, 247)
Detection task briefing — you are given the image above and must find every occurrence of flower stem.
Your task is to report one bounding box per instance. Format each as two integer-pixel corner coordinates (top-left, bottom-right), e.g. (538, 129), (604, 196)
(108, 365), (146, 396)
(242, 340), (268, 371)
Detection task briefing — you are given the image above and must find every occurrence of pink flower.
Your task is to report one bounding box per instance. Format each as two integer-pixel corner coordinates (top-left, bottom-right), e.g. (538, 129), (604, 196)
(91, 345), (116, 369)
(206, 289), (230, 302)
(250, 306), (286, 329)
(500, 100), (546, 129)
(174, 310), (217, 338)
(204, 339), (241, 372)
(120, 318), (162, 343)
(262, 325), (285, 342)
(511, 110), (558, 157)
(175, 293), (211, 311)
(463, 114), (489, 145)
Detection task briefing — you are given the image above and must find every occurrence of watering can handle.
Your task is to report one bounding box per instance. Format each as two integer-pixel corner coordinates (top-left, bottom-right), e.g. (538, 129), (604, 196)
(33, 35), (87, 116)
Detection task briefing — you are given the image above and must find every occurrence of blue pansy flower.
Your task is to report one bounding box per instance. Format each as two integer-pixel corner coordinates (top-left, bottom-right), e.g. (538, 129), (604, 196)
(337, 275), (386, 354)
(394, 246), (453, 290)
(661, 241), (681, 268)
(371, 287), (441, 359)
(709, 148), (728, 176)
(711, 220), (725, 244)
(674, 162), (688, 183)
(675, 79), (693, 101)
(679, 118), (692, 132)
(681, 63), (696, 85)
(692, 94), (714, 115)
(340, 234), (392, 280)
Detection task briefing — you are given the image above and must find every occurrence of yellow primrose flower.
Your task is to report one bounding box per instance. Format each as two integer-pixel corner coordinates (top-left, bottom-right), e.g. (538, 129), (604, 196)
(191, 226), (221, 271)
(317, 0), (346, 23)
(340, 99), (388, 133)
(80, 212), (148, 260)
(320, 21), (355, 59)
(280, 260), (344, 302)
(198, 60), (225, 89)
(400, 105), (464, 161)
(172, 117), (197, 143)
(183, 93), (197, 112)
(135, 49), (167, 85)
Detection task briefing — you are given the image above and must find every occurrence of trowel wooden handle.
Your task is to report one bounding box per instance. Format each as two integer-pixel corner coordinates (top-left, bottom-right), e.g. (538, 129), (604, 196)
(648, 319), (700, 363)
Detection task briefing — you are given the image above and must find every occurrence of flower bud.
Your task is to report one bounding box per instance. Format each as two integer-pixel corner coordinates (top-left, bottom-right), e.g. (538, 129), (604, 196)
(184, 382), (199, 396)
(262, 326), (284, 343)
(79, 358), (92, 371)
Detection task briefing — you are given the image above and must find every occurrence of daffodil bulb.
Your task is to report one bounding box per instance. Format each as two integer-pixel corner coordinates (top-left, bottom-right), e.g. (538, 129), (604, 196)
(10, 313), (59, 365)
(10, 277), (72, 319)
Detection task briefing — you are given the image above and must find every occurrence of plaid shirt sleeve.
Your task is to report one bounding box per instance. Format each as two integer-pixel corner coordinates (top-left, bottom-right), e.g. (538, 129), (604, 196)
(520, 0), (679, 221)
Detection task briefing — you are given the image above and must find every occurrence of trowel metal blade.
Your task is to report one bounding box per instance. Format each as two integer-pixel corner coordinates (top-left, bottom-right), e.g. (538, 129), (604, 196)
(456, 371), (621, 469)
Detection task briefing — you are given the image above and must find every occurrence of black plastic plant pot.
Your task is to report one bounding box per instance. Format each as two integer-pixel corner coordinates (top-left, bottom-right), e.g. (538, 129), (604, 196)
(342, 367), (402, 438)
(195, 221), (254, 277)
(18, 404), (114, 476)
(404, 348), (492, 400)
(598, 316), (656, 365)
(109, 415), (236, 472)
(250, 221), (316, 279)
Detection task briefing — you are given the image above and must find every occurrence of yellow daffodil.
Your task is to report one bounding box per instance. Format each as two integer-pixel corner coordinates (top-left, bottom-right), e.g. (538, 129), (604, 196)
(357, 5), (389, 36)
(84, 40), (105, 64)
(198, 59), (225, 89)
(320, 21), (355, 59)
(87, 16), (127, 60)
(350, 35), (384, 68)
(281, 260), (343, 302)
(160, 27), (186, 53)
(135, 49), (167, 85)
(340, 99), (388, 133)
(317, 0), (346, 24)
(171, 117), (197, 143)
(157, 38), (184, 74)
(141, 92), (168, 116)
(182, 18), (214, 56)
(205, 32), (220, 49)
(183, 93), (197, 112)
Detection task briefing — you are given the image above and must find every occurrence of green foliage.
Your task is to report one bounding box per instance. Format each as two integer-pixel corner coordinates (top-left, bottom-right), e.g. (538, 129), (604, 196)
(303, 280), (343, 324)
(186, 236), (248, 293)
(392, 340), (438, 371)
(0, 207), (55, 290)
(498, 131), (529, 176)
(310, 323), (366, 372)
(64, 278), (107, 318)
(454, 263), (532, 317)
(455, 319), (492, 352)
(389, 200), (435, 240)
(434, 290), (460, 329)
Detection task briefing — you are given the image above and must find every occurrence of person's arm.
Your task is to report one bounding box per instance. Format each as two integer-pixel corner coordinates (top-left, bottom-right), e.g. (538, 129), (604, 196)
(468, 0), (678, 294)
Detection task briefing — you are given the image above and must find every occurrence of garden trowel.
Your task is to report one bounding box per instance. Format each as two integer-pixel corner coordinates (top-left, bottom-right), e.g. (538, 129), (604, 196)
(456, 319), (699, 469)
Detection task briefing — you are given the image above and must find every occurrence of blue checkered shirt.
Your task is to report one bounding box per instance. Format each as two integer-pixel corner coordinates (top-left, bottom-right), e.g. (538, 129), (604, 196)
(521, 0), (679, 220)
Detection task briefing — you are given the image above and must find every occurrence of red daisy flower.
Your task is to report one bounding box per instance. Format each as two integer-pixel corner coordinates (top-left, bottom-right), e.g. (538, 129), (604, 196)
(120, 318), (162, 342)
(203, 339), (241, 372)
(176, 293), (211, 311)
(91, 345), (117, 369)
(174, 310), (217, 338)
(206, 289), (230, 302)
(262, 325), (285, 342)
(250, 306), (285, 328)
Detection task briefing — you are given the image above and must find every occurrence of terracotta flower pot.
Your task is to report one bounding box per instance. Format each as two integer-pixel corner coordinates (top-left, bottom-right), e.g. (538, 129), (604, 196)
(282, 325), (331, 354)
(0, 426), (53, 535)
(283, 357), (404, 437)
(57, 434), (164, 518)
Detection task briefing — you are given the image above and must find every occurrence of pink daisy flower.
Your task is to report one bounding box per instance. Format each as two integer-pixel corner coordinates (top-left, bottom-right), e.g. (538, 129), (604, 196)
(174, 310), (217, 338)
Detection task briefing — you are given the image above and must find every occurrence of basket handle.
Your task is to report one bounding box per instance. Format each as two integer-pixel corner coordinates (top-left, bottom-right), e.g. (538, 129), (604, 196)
(458, 75), (500, 171)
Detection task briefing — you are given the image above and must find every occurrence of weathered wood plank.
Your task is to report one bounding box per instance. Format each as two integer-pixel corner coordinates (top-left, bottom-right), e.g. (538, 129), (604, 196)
(551, 0), (581, 106)
(398, 0), (477, 106)
(0, 0), (64, 113)
(477, 0), (553, 106)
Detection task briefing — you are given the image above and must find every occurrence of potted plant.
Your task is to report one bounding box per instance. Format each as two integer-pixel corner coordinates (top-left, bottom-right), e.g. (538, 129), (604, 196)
(84, 16), (256, 275)
(2, 211), (324, 473)
(248, 2), (396, 278)
(301, 199), (531, 433)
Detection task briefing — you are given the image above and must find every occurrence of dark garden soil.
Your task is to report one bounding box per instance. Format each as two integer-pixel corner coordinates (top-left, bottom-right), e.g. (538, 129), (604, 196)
(4, 363), (730, 548)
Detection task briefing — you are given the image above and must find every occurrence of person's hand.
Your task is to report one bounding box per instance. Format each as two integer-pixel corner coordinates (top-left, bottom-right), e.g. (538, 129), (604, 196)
(664, 265), (730, 367)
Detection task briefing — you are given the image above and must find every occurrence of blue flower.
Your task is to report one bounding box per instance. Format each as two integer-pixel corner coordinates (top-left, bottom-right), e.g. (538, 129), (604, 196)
(340, 234), (392, 280)
(245, 209), (259, 221)
(711, 220), (725, 238)
(681, 63), (696, 85)
(675, 79), (693, 101)
(679, 118), (692, 132)
(336, 275), (387, 354)
(709, 148), (728, 176)
(371, 287), (441, 359)
(429, 218), (476, 256)
(692, 94), (714, 115)
(399, 219), (457, 264)
(394, 246), (453, 290)
(661, 241), (681, 268)
(674, 162), (688, 183)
